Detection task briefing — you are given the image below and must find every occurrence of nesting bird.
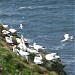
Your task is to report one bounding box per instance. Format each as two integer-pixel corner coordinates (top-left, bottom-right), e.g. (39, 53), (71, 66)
(5, 36), (13, 44)
(27, 48), (39, 53)
(3, 25), (8, 28)
(19, 50), (29, 62)
(33, 43), (46, 50)
(34, 54), (43, 64)
(9, 28), (17, 33)
(2, 30), (10, 35)
(45, 53), (60, 61)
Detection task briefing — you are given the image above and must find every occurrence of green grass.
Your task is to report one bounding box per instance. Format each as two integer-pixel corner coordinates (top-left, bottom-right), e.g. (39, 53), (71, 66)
(0, 47), (40, 75)
(0, 46), (59, 75)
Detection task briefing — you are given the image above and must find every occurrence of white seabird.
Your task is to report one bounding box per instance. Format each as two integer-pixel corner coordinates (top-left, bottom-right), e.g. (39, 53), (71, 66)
(61, 33), (73, 42)
(19, 50), (29, 56)
(9, 28), (17, 33)
(24, 38), (28, 42)
(27, 48), (39, 53)
(18, 43), (27, 51)
(2, 30), (10, 35)
(33, 43), (45, 50)
(18, 35), (27, 51)
(19, 50), (29, 62)
(3, 25), (8, 28)
(16, 38), (21, 43)
(19, 24), (23, 29)
(5, 36), (13, 44)
(34, 54), (43, 64)
(45, 53), (60, 61)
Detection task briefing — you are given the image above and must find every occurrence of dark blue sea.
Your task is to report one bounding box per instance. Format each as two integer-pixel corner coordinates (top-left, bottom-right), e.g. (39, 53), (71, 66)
(0, 0), (75, 75)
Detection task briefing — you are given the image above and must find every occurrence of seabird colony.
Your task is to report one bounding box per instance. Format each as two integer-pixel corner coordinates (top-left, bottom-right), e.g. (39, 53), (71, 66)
(1, 24), (61, 65)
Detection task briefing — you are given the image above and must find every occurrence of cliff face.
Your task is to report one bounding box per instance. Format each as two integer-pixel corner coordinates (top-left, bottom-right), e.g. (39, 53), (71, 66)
(0, 24), (67, 75)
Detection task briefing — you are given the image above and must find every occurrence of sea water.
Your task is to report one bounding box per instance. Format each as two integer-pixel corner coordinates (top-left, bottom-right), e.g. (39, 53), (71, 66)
(0, 0), (75, 75)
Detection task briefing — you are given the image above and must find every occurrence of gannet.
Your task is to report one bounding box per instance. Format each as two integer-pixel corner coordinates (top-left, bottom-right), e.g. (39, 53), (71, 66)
(19, 24), (23, 29)
(45, 53), (60, 61)
(3, 25), (8, 28)
(61, 33), (73, 42)
(34, 54), (43, 64)
(9, 28), (17, 33)
(33, 43), (45, 50)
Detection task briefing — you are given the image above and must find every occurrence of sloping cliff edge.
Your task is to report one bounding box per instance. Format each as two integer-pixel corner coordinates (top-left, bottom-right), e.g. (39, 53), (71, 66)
(0, 24), (67, 75)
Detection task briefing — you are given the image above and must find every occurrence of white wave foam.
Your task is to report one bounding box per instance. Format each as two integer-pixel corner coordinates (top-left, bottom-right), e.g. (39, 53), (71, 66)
(19, 5), (58, 10)
(19, 7), (26, 9)
(19, 6), (32, 10)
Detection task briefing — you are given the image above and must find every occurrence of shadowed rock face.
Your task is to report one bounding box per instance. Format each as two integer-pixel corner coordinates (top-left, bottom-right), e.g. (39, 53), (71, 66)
(0, 25), (4, 35)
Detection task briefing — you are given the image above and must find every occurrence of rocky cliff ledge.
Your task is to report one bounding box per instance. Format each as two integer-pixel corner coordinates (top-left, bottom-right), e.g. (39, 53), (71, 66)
(0, 24), (67, 75)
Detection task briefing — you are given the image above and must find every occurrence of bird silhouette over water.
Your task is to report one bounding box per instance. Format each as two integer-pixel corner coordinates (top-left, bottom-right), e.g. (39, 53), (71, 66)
(19, 24), (23, 29)
(61, 33), (73, 42)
